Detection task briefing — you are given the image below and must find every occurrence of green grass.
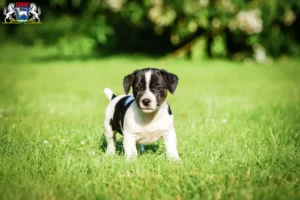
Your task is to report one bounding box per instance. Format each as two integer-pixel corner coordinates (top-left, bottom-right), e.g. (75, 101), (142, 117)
(0, 45), (300, 200)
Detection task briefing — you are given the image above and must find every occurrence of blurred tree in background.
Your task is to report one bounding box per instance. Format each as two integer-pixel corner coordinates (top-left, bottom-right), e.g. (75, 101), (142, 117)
(0, 0), (299, 60)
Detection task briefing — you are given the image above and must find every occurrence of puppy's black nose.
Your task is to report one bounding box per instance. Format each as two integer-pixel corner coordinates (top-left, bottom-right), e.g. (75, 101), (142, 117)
(142, 98), (151, 106)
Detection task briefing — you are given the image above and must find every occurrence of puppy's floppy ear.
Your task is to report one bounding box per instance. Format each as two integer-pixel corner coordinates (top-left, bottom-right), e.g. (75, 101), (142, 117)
(160, 69), (179, 94)
(123, 69), (139, 95)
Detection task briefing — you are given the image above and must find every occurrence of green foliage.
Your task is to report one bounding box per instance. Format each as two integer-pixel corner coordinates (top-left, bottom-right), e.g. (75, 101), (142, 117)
(57, 35), (96, 58)
(4, 0), (300, 59)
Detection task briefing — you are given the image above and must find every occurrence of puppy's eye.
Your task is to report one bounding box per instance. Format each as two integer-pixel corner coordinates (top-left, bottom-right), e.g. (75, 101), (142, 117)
(155, 85), (163, 91)
(134, 86), (141, 91)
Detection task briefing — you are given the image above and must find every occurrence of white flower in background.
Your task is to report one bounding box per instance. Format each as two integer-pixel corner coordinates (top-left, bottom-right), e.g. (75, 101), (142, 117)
(221, 118), (228, 124)
(149, 5), (162, 24)
(43, 140), (49, 145)
(235, 9), (263, 35)
(81, 140), (86, 145)
(105, 0), (127, 12)
(88, 150), (96, 156)
(284, 10), (296, 26)
(149, 6), (176, 26)
(253, 44), (267, 63)
(199, 0), (209, 7)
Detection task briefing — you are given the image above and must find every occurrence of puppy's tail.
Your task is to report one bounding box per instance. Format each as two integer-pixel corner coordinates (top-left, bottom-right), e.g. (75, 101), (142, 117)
(103, 88), (116, 101)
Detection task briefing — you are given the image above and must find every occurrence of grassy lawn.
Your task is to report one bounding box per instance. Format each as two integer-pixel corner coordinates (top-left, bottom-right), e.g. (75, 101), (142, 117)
(0, 45), (300, 200)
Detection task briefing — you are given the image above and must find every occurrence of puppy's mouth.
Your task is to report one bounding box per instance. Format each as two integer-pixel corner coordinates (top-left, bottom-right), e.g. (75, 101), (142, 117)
(138, 103), (162, 113)
(140, 107), (156, 113)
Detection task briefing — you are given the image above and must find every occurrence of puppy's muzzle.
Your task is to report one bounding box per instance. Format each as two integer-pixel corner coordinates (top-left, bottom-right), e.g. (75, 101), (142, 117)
(142, 98), (151, 106)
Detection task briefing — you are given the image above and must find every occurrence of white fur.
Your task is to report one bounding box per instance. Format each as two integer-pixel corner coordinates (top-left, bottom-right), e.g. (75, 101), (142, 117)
(103, 88), (114, 101)
(139, 70), (157, 113)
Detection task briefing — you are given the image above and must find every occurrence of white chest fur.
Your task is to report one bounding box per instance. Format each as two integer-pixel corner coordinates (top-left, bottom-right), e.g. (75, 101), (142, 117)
(135, 130), (166, 144)
(123, 101), (174, 144)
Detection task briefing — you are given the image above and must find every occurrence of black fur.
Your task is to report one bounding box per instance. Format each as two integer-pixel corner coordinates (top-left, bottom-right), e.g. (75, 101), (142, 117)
(123, 69), (139, 95)
(111, 96), (135, 134)
(160, 69), (178, 94)
(111, 94), (117, 100)
(168, 104), (172, 115)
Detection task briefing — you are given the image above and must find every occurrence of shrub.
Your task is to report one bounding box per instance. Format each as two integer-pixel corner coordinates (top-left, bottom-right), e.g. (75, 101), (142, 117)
(3, 0), (299, 59)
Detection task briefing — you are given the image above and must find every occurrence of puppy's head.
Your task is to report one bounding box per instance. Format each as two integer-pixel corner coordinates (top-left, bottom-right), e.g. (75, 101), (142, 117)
(123, 68), (178, 113)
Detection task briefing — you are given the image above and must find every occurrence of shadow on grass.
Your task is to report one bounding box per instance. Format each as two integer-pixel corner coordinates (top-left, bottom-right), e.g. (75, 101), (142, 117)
(99, 134), (160, 156)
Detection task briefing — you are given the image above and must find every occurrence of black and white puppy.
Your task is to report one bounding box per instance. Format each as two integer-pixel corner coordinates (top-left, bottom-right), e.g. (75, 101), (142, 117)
(103, 68), (180, 161)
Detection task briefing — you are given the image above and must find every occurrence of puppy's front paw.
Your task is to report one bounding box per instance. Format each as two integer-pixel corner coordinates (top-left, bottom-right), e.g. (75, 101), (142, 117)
(105, 151), (115, 156)
(169, 157), (182, 162)
(167, 154), (182, 162)
(125, 155), (137, 162)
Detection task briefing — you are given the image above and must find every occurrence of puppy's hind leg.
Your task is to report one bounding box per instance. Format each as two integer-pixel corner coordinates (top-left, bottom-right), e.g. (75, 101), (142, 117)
(104, 120), (116, 156)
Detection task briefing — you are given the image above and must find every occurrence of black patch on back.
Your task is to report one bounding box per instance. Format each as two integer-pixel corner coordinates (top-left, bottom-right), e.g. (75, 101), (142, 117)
(111, 96), (134, 134)
(109, 118), (114, 128)
(111, 94), (117, 100)
(168, 104), (172, 115)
